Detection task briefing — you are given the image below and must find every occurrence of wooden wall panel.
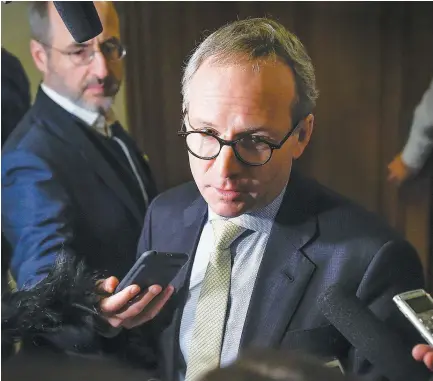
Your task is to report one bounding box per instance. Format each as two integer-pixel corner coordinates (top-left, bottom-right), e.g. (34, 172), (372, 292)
(293, 3), (383, 212)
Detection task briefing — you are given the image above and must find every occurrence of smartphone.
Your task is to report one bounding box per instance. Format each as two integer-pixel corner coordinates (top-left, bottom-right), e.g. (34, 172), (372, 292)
(393, 289), (433, 346)
(115, 250), (189, 294)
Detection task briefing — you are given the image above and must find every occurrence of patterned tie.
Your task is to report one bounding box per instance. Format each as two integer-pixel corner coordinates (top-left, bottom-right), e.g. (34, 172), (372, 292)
(185, 220), (246, 381)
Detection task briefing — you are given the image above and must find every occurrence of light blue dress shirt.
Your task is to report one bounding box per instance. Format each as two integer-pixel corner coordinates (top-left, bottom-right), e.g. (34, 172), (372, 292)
(178, 185), (287, 379)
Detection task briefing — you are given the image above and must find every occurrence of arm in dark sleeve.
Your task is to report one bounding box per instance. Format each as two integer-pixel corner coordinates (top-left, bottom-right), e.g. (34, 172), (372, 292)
(2, 150), (104, 353)
(2, 150), (76, 288)
(347, 239), (425, 380)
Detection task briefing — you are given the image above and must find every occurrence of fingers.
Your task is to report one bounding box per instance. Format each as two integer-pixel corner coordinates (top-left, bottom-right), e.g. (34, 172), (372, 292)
(123, 285), (175, 329)
(424, 351), (433, 371)
(100, 284), (142, 314)
(110, 285), (163, 320)
(97, 274), (175, 329)
(97, 276), (119, 294)
(413, 344), (433, 370)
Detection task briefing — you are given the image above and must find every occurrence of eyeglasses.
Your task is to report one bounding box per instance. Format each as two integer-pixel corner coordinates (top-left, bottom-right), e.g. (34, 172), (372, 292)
(39, 38), (126, 66)
(177, 113), (303, 167)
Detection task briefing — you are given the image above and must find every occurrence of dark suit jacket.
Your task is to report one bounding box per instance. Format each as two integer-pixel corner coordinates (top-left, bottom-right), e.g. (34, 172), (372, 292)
(136, 171), (426, 381)
(1, 48), (31, 296)
(2, 88), (157, 288)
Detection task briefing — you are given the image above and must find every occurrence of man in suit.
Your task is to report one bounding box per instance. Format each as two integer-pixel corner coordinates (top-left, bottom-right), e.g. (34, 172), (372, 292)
(2, 1), (156, 290)
(98, 18), (426, 380)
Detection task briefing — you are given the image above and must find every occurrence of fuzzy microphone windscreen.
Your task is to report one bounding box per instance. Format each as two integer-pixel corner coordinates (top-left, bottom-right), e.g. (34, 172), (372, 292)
(1, 252), (160, 371)
(1, 251), (102, 352)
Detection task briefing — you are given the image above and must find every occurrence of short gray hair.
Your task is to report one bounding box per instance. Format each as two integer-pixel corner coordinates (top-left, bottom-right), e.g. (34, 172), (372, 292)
(28, 1), (51, 44)
(182, 18), (319, 123)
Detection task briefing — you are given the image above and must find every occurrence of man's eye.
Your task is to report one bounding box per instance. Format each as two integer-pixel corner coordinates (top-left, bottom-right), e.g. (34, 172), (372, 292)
(249, 135), (270, 143)
(201, 128), (219, 136)
(71, 49), (86, 56)
(104, 43), (117, 51)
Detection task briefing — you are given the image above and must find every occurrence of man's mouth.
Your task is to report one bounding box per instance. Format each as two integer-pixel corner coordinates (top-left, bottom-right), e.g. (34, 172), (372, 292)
(214, 187), (244, 199)
(86, 84), (105, 94)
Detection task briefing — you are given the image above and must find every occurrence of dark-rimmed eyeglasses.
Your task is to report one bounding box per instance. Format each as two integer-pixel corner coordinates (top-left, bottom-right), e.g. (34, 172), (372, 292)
(38, 37), (126, 66)
(177, 113), (303, 167)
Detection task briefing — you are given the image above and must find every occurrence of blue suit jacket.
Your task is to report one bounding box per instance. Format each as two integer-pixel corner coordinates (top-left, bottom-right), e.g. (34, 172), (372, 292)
(2, 88), (157, 288)
(136, 172), (427, 381)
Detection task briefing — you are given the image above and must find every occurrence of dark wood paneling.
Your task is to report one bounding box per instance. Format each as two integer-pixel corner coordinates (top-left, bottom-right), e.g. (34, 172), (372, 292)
(294, 3), (383, 212)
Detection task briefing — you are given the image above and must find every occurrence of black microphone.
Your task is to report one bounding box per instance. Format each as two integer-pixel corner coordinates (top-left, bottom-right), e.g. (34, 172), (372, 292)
(53, 2), (102, 43)
(318, 284), (431, 381)
(1, 251), (102, 357)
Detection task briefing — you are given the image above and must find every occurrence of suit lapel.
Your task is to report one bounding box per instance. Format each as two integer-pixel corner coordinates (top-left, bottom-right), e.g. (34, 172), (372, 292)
(159, 194), (207, 381)
(111, 122), (158, 203)
(34, 90), (144, 224)
(241, 172), (318, 348)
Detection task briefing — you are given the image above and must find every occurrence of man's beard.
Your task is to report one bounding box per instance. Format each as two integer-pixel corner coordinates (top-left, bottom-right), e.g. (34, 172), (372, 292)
(74, 92), (115, 114)
(47, 67), (120, 114)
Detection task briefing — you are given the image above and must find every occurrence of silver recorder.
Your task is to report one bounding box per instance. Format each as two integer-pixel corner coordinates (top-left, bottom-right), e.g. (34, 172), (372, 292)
(393, 289), (433, 346)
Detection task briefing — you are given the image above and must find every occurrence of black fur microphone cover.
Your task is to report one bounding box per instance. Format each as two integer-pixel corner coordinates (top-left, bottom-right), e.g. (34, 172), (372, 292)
(2, 251), (102, 352)
(2, 251), (159, 371)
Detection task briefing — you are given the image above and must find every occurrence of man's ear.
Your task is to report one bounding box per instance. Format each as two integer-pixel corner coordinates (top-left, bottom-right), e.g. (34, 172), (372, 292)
(30, 39), (49, 74)
(292, 113), (314, 159)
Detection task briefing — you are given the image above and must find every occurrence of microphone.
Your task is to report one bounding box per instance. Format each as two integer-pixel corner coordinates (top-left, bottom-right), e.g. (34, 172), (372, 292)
(53, 2), (102, 43)
(318, 284), (431, 381)
(1, 251), (158, 368)
(1, 251), (102, 356)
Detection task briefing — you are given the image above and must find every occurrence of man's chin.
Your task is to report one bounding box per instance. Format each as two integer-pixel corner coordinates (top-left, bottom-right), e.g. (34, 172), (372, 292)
(79, 96), (114, 113)
(209, 200), (249, 218)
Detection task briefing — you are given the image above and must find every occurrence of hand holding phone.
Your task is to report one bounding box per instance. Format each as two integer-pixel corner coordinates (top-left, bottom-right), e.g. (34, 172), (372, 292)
(97, 251), (187, 330)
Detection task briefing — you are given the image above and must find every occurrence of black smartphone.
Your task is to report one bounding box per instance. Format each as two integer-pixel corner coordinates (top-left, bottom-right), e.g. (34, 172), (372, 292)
(115, 250), (188, 294)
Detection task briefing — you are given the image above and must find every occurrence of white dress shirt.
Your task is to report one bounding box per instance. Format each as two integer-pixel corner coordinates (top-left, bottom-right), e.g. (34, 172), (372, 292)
(179, 185), (287, 379)
(41, 83), (114, 137)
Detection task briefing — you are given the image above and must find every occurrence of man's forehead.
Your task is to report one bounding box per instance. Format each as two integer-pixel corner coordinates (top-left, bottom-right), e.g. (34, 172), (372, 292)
(190, 67), (294, 106)
(188, 59), (295, 130)
(192, 58), (295, 93)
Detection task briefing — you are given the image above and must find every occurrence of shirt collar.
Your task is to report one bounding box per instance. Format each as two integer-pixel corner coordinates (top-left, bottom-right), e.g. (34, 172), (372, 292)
(41, 83), (113, 137)
(208, 183), (287, 235)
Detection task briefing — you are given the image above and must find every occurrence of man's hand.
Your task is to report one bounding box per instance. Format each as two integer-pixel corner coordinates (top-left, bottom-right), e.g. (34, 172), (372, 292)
(97, 276), (174, 329)
(412, 344), (433, 371)
(387, 154), (415, 185)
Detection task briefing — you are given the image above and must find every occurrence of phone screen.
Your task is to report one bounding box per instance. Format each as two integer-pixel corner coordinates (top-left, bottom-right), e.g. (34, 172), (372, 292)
(406, 295), (433, 313)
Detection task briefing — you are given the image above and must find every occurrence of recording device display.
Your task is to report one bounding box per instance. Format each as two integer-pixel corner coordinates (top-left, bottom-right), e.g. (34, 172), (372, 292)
(115, 250), (189, 294)
(318, 284), (431, 381)
(393, 289), (433, 346)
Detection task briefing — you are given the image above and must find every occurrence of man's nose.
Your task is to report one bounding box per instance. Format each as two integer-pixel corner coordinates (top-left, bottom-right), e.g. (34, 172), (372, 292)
(90, 51), (109, 78)
(214, 145), (243, 177)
